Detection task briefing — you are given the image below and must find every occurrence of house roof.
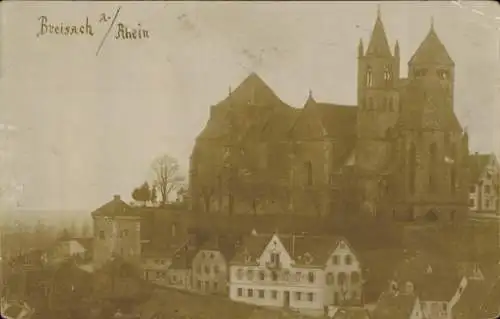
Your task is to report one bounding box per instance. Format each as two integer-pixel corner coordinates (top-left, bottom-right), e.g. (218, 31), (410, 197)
(311, 103), (358, 138)
(415, 274), (462, 301)
(468, 153), (494, 183)
(480, 278), (500, 318)
(393, 252), (464, 301)
(168, 246), (197, 270)
(3, 304), (26, 319)
(91, 195), (138, 218)
(197, 73), (291, 141)
(372, 292), (418, 319)
(230, 234), (349, 266)
(452, 280), (492, 319)
(409, 26), (454, 66)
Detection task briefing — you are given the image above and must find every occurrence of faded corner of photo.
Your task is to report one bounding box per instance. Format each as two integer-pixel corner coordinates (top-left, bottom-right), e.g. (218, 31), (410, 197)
(0, 1), (500, 319)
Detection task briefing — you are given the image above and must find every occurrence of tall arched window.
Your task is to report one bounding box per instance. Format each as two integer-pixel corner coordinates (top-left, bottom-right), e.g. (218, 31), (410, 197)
(429, 143), (438, 192)
(409, 143), (417, 194)
(366, 67), (373, 87)
(388, 97), (393, 111)
(305, 161), (313, 186)
(450, 168), (456, 194)
(383, 65), (392, 82)
(368, 97), (374, 110)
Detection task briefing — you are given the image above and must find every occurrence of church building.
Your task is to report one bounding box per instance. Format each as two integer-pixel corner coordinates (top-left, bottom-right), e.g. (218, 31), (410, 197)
(189, 10), (470, 222)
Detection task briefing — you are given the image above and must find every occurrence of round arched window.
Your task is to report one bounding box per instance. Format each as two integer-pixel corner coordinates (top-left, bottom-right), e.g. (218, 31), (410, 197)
(214, 265), (220, 274)
(204, 265), (210, 274)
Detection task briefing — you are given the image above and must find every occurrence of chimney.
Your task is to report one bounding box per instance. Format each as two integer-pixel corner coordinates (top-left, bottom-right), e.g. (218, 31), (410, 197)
(114, 195), (121, 201)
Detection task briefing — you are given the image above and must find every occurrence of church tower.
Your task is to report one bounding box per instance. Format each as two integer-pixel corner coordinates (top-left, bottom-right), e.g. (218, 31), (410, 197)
(355, 8), (400, 216)
(395, 19), (468, 221)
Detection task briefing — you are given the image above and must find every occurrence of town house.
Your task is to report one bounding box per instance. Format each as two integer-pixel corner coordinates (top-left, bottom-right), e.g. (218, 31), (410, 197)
(191, 235), (236, 295)
(468, 153), (500, 215)
(228, 233), (362, 317)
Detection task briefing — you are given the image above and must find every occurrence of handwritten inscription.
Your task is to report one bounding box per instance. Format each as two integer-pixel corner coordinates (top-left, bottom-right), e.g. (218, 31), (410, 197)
(37, 16), (94, 37)
(36, 7), (150, 55)
(116, 23), (150, 40)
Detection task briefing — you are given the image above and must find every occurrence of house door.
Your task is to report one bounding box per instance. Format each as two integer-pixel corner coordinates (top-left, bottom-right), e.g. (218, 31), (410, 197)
(283, 291), (290, 308)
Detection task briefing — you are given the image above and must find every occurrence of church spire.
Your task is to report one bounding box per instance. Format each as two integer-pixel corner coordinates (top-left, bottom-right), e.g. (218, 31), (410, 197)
(409, 18), (454, 66)
(365, 7), (392, 57)
(358, 38), (364, 57)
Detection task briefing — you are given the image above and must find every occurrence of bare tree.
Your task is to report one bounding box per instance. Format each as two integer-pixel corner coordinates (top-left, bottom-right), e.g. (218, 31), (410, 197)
(151, 154), (185, 206)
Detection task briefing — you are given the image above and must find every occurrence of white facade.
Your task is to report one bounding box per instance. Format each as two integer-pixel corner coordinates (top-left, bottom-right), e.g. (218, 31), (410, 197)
(229, 234), (362, 317)
(469, 154), (500, 214)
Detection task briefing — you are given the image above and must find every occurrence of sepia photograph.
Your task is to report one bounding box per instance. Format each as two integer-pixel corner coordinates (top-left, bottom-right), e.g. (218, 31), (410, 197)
(1, 1), (500, 318)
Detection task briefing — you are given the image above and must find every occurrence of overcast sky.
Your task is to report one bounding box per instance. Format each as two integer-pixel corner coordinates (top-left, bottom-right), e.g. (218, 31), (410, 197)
(1, 1), (499, 211)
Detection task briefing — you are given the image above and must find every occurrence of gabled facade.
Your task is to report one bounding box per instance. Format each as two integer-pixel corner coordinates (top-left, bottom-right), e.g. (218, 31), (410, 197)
(191, 236), (235, 295)
(91, 195), (142, 269)
(228, 233), (362, 317)
(468, 153), (500, 214)
(189, 9), (469, 222)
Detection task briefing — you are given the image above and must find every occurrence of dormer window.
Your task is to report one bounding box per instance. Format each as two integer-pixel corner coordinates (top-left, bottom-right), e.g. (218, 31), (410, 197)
(366, 67), (373, 87)
(270, 252), (280, 266)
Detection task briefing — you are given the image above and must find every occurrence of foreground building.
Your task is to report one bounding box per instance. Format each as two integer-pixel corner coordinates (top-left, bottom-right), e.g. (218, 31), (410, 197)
(468, 153), (500, 215)
(91, 195), (142, 270)
(189, 9), (470, 221)
(228, 233), (362, 317)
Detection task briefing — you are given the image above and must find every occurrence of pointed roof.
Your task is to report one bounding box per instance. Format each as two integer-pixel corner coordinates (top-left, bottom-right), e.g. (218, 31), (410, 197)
(90, 195), (138, 218)
(409, 25), (454, 66)
(372, 292), (419, 319)
(468, 153), (495, 182)
(219, 72), (286, 108)
(304, 89), (316, 107)
(365, 12), (392, 57)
